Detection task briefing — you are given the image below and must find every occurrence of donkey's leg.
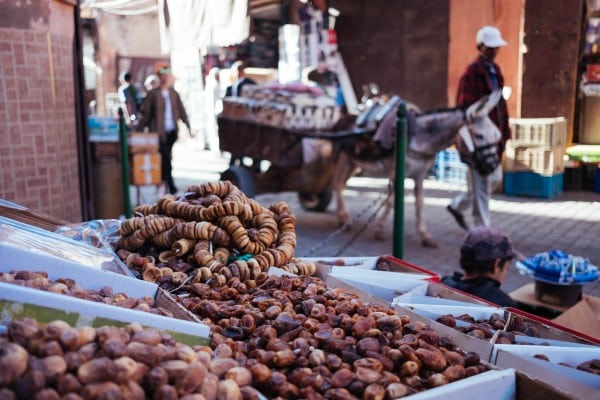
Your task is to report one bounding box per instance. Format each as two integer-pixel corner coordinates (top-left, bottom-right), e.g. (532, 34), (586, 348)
(373, 179), (394, 241)
(414, 176), (437, 247)
(332, 152), (356, 226)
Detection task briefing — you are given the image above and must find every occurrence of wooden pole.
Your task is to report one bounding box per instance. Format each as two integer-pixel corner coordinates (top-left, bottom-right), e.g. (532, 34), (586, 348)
(393, 102), (407, 258)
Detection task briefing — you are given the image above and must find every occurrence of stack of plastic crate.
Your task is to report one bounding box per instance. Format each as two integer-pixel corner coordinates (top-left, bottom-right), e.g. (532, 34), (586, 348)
(434, 147), (468, 184)
(503, 117), (567, 198)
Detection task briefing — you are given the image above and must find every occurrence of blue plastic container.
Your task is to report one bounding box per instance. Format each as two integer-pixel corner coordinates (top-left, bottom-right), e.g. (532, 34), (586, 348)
(503, 172), (563, 199)
(596, 166), (600, 193)
(435, 149), (467, 183)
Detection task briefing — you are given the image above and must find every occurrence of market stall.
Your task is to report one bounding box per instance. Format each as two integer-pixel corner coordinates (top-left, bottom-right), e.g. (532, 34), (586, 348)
(1, 183), (600, 399)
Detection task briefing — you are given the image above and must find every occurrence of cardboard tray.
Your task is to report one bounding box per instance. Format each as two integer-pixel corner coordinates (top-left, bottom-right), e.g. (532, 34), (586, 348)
(330, 275), (428, 304)
(392, 304), (494, 362)
(392, 303), (506, 325)
(505, 307), (600, 346)
(398, 368), (587, 400)
(495, 346), (600, 399)
(394, 281), (499, 307)
(0, 216), (132, 276)
(0, 283), (211, 346)
(0, 199), (70, 231)
(378, 255), (441, 281)
(552, 295), (600, 338)
(0, 238), (203, 326)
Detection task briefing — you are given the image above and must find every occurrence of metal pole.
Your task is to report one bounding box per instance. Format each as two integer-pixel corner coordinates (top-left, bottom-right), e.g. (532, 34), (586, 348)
(393, 101), (407, 258)
(118, 108), (132, 218)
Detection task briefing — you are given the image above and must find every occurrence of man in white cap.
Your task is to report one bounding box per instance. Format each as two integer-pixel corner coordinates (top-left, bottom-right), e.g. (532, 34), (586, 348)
(447, 26), (511, 230)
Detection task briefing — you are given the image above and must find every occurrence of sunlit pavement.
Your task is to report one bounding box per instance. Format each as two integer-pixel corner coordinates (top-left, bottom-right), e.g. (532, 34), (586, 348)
(135, 136), (600, 297)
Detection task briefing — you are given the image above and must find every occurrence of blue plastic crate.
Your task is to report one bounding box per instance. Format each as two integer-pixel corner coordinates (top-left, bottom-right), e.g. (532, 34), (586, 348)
(435, 149), (467, 183)
(503, 172), (563, 199)
(435, 148), (461, 165)
(435, 162), (468, 183)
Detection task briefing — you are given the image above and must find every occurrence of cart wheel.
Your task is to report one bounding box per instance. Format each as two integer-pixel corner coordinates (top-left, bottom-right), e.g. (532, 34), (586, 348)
(220, 165), (256, 198)
(298, 186), (333, 212)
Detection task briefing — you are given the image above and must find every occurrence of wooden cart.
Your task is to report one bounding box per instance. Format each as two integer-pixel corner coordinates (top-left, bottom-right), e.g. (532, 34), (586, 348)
(217, 116), (369, 211)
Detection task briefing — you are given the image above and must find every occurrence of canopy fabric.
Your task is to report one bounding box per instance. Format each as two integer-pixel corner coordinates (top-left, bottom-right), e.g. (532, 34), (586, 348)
(158, 0), (250, 53)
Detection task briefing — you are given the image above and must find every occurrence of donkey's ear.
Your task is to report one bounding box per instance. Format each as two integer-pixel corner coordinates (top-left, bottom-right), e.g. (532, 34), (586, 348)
(466, 89), (502, 120)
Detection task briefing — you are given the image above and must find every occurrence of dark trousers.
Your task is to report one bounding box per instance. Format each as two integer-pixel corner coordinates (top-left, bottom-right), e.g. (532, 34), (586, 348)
(160, 130), (178, 194)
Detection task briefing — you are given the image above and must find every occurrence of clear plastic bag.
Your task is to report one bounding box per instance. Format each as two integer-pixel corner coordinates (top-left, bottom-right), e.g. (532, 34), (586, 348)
(0, 216), (132, 276)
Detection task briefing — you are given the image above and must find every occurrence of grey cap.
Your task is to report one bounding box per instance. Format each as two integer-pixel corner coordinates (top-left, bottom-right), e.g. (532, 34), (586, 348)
(462, 226), (515, 262)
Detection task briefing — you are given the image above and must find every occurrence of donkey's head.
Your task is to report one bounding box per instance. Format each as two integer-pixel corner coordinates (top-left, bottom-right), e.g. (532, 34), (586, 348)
(458, 89), (503, 152)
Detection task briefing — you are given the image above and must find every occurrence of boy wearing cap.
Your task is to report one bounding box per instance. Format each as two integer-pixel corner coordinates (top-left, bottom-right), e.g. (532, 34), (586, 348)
(447, 26), (511, 230)
(442, 226), (518, 308)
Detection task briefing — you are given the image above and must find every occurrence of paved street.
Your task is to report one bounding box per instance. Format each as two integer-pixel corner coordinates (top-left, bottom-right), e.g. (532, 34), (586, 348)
(140, 136), (600, 302)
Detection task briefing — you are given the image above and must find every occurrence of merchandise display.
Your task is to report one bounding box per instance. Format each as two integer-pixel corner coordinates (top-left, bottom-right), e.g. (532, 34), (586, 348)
(516, 249), (599, 284)
(0, 184), (599, 399)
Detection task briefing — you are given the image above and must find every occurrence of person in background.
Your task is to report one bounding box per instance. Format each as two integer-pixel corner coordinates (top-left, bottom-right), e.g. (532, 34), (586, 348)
(118, 71), (142, 122)
(137, 64), (190, 195)
(447, 26), (511, 230)
(442, 226), (518, 308)
(225, 60), (257, 167)
(204, 67), (222, 152)
(225, 60), (256, 97)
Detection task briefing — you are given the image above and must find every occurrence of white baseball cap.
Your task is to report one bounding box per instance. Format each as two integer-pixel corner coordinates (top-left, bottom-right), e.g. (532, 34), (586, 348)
(476, 26), (507, 48)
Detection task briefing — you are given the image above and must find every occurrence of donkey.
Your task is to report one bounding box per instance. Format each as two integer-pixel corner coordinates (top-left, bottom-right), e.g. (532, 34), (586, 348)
(332, 90), (503, 247)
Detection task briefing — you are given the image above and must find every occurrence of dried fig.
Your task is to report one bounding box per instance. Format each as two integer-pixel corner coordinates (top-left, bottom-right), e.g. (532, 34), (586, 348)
(415, 348), (447, 372)
(176, 361), (207, 396)
(0, 341), (28, 385)
(428, 372), (449, 387)
(385, 382), (410, 399)
(218, 378), (242, 400)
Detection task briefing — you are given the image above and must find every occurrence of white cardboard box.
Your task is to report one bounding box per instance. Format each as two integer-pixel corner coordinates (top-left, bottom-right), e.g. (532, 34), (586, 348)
(0, 283), (211, 346)
(299, 256), (380, 270)
(393, 303), (505, 324)
(0, 242), (156, 298)
(392, 304), (495, 362)
(495, 346), (600, 399)
(505, 308), (600, 346)
(334, 275), (428, 303)
(0, 216), (131, 276)
(395, 281), (498, 307)
(400, 369), (516, 400)
(301, 255), (441, 279)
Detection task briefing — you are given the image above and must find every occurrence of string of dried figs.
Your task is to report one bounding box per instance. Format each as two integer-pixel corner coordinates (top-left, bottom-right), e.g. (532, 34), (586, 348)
(175, 274), (490, 399)
(0, 270), (173, 317)
(0, 317), (263, 399)
(114, 181), (317, 288)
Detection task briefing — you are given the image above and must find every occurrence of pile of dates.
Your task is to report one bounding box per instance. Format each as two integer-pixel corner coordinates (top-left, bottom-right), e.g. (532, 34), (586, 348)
(435, 313), (506, 340)
(0, 318), (262, 400)
(435, 313), (543, 345)
(0, 270), (174, 317)
(176, 274), (490, 399)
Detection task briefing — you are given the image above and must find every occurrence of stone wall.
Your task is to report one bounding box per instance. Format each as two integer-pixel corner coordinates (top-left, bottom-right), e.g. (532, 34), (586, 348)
(0, 0), (81, 222)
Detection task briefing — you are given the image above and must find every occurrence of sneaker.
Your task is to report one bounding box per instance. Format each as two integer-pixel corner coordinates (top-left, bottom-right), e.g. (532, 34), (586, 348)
(447, 205), (469, 230)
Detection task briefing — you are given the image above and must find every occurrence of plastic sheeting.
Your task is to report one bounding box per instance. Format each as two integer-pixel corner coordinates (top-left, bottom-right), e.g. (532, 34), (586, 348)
(158, 0), (250, 53)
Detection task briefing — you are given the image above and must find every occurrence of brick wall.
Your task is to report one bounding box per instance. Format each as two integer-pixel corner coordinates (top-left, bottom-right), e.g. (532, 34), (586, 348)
(0, 27), (82, 222)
